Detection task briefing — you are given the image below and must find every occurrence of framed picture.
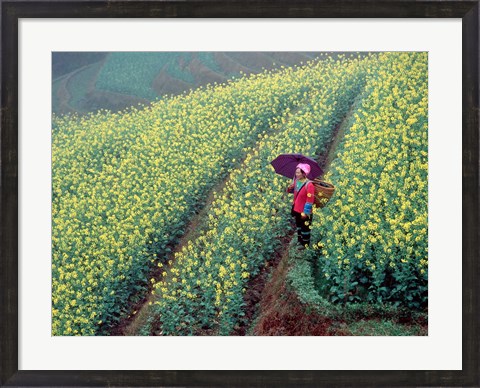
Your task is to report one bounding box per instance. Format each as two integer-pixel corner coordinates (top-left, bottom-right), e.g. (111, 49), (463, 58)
(2, 1), (478, 386)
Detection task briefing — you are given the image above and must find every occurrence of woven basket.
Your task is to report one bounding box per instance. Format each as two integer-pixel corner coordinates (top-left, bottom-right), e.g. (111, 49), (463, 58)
(312, 179), (335, 208)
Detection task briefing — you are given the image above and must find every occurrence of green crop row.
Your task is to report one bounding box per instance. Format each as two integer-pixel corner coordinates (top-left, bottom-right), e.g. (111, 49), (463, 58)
(311, 52), (428, 309)
(95, 52), (175, 99)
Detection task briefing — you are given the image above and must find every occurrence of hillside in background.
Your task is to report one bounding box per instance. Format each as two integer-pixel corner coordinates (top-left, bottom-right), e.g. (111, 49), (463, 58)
(52, 52), (361, 115)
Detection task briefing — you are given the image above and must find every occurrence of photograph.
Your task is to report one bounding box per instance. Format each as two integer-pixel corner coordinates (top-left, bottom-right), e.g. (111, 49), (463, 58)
(2, 0), (478, 386)
(51, 51), (429, 337)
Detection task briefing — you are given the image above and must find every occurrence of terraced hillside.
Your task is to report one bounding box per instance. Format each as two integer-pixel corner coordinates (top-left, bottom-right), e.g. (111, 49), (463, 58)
(52, 52), (428, 336)
(52, 52), (322, 115)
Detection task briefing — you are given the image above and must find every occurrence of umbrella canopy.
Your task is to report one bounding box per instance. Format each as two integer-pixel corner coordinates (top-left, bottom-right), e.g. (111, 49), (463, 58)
(270, 153), (323, 180)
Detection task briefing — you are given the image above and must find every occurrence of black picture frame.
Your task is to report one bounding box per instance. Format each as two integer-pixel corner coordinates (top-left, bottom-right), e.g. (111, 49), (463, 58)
(1, 1), (478, 386)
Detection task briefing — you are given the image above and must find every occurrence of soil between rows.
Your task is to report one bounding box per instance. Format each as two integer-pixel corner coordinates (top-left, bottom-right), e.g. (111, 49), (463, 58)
(108, 92), (355, 337)
(108, 102), (311, 336)
(239, 107), (348, 336)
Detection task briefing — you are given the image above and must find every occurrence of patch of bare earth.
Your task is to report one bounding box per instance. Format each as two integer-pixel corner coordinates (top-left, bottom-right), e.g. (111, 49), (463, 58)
(250, 253), (339, 336)
(232, 230), (343, 336)
(231, 233), (292, 336)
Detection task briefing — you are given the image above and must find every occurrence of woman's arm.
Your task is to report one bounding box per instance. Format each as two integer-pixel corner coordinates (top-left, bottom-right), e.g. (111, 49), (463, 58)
(286, 178), (295, 194)
(303, 181), (316, 215)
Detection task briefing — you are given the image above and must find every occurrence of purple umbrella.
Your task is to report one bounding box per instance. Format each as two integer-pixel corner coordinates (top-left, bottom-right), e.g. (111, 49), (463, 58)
(270, 153), (323, 180)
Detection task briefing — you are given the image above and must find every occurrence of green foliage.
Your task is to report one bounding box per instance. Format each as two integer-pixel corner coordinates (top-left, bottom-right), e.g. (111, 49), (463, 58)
(286, 251), (331, 310)
(52, 56), (365, 335)
(152, 57), (368, 335)
(96, 52), (175, 99)
(287, 248), (427, 335)
(52, 52), (428, 336)
(310, 52), (428, 310)
(341, 319), (427, 336)
(96, 52), (241, 100)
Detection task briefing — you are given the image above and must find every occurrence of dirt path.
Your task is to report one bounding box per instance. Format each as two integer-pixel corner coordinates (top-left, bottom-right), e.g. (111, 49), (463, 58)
(110, 89), (358, 336)
(249, 90), (429, 336)
(109, 102), (311, 336)
(237, 95), (361, 336)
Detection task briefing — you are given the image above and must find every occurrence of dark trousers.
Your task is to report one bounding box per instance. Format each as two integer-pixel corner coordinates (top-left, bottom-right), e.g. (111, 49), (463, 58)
(292, 210), (313, 247)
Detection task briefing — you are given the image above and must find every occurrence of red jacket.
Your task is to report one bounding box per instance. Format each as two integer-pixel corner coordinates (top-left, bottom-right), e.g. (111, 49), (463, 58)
(287, 179), (315, 215)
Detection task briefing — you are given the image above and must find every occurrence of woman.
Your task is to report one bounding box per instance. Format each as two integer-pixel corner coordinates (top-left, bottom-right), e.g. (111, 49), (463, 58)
(286, 163), (315, 249)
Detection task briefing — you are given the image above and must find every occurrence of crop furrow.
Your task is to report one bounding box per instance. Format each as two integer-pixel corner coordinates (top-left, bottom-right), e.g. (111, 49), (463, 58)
(52, 59), (332, 335)
(147, 57), (368, 335)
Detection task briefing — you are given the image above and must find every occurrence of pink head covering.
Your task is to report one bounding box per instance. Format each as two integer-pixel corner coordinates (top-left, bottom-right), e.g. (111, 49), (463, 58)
(296, 163), (311, 176)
